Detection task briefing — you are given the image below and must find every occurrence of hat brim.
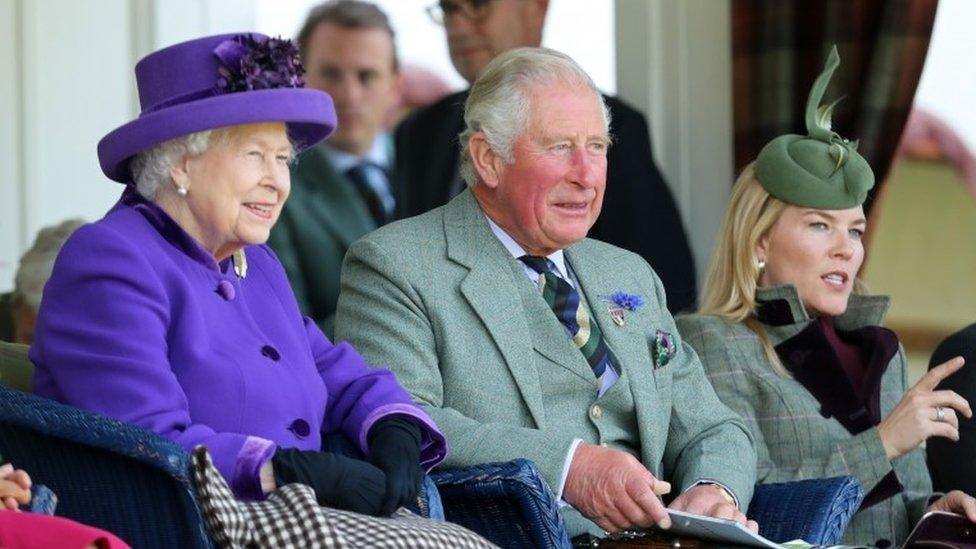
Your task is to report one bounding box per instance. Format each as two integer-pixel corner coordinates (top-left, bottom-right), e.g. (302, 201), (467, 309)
(98, 88), (336, 183)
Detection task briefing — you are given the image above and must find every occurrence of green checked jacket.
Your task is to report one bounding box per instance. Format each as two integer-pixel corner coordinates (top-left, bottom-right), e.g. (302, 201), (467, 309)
(677, 285), (933, 548)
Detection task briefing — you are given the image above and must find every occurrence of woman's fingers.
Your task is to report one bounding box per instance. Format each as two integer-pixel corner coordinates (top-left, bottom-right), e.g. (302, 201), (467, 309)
(929, 419), (960, 442)
(917, 357), (965, 391)
(4, 470), (30, 491)
(930, 389), (973, 419)
(2, 496), (20, 511)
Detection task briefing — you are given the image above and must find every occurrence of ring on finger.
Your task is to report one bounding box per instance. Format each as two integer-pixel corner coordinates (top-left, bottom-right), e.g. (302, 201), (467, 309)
(936, 406), (947, 422)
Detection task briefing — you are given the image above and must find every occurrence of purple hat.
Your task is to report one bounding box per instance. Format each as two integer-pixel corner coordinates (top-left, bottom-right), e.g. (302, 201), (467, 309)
(98, 33), (336, 183)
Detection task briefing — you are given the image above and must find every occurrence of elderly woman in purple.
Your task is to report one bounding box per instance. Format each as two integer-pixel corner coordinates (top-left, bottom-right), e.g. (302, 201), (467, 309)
(29, 34), (446, 518)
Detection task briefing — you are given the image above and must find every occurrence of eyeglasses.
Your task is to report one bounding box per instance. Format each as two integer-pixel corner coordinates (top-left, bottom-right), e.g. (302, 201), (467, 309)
(425, 0), (496, 26)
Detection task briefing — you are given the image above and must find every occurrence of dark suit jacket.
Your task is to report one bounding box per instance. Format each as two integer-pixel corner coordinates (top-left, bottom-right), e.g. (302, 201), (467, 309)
(268, 146), (399, 337)
(927, 322), (976, 496)
(395, 90), (698, 313)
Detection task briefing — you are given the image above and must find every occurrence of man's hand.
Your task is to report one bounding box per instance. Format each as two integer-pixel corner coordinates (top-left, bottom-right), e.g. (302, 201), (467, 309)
(928, 490), (976, 522)
(668, 483), (758, 532)
(563, 443), (672, 533)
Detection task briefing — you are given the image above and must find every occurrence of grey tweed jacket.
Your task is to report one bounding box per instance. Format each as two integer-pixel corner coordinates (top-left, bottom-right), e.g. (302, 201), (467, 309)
(677, 285), (933, 547)
(335, 190), (757, 537)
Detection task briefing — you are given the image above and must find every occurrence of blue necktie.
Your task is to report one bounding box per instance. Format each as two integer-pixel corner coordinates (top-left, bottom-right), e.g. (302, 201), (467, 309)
(520, 255), (616, 381)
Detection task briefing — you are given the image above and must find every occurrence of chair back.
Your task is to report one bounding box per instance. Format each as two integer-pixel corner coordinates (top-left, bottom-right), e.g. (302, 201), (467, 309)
(748, 475), (863, 546)
(0, 385), (213, 548)
(431, 459), (572, 549)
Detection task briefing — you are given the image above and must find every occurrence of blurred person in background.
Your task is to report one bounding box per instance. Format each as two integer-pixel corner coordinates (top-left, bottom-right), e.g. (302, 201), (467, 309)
(269, 0), (402, 337)
(384, 64), (452, 129)
(395, 0), (698, 313)
(0, 219), (84, 345)
(927, 323), (976, 496)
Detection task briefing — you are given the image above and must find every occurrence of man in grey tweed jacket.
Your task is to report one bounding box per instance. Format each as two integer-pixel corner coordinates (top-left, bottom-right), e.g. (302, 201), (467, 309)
(335, 47), (757, 538)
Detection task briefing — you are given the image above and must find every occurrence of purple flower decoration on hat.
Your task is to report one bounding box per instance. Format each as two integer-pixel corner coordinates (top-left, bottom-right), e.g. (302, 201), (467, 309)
(611, 291), (644, 312)
(213, 34), (305, 94)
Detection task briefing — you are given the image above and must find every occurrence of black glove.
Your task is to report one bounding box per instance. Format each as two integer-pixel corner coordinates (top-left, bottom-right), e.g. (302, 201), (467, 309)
(271, 448), (386, 516)
(367, 417), (424, 515)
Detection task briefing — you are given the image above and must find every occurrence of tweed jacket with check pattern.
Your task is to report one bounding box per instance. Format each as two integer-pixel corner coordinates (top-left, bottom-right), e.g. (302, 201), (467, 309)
(335, 189), (757, 537)
(677, 285), (933, 547)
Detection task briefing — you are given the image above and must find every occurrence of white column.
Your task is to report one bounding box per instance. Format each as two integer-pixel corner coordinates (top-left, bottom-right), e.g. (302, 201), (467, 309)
(0, 0), (259, 292)
(152, 0), (257, 49)
(0, 0), (24, 290)
(615, 0), (733, 289)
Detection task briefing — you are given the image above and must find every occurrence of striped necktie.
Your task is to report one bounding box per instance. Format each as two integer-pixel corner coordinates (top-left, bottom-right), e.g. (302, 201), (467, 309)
(520, 255), (616, 381)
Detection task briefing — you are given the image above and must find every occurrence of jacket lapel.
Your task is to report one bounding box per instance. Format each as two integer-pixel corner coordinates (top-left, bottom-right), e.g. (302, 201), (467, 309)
(444, 191), (547, 427)
(294, 147), (376, 246)
(566, 243), (669, 466)
(566, 244), (652, 380)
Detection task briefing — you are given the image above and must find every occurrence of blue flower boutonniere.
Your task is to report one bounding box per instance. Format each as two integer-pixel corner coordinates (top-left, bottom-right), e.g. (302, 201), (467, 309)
(611, 291), (644, 311)
(600, 291), (644, 327)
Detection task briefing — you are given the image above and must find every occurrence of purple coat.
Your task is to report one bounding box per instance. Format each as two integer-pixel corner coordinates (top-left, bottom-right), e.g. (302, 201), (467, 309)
(31, 190), (446, 499)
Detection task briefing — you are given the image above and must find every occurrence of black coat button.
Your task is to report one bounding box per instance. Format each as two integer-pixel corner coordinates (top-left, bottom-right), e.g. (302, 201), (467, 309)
(288, 419), (311, 438)
(261, 345), (280, 361)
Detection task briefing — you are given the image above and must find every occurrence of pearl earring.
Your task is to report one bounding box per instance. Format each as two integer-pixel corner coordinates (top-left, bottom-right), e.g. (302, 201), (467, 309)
(757, 258), (766, 272)
(177, 185), (188, 196)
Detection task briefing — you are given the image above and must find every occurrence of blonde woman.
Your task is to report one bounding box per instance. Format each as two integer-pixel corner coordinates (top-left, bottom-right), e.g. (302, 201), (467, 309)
(676, 47), (976, 547)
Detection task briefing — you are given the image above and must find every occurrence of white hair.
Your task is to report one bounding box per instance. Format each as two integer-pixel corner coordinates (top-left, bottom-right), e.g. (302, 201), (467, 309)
(129, 130), (214, 200)
(14, 218), (86, 309)
(458, 47), (611, 187)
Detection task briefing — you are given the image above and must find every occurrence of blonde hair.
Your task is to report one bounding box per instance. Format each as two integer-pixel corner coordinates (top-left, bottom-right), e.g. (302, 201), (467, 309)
(699, 162), (791, 375)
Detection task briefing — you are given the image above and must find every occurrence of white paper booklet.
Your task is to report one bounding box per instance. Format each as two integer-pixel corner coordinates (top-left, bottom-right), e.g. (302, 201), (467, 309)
(663, 509), (783, 548)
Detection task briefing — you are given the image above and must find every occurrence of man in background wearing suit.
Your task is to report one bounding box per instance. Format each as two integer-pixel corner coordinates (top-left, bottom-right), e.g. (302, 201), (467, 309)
(269, 0), (401, 337)
(396, 0), (698, 313)
(336, 47), (757, 539)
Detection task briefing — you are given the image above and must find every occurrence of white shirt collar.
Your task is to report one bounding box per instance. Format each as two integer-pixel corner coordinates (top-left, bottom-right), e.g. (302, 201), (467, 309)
(319, 133), (391, 173)
(485, 215), (569, 279)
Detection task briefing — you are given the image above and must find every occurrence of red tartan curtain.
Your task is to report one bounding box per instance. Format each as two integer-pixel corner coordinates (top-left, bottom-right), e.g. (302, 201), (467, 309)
(732, 0), (939, 214)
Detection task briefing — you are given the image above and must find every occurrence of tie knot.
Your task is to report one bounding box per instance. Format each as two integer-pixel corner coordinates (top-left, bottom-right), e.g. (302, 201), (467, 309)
(345, 163), (372, 184)
(519, 255), (554, 275)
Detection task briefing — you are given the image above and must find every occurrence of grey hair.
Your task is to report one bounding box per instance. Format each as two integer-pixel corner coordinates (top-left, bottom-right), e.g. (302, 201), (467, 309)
(14, 218), (86, 309)
(130, 130), (214, 200)
(458, 47), (611, 187)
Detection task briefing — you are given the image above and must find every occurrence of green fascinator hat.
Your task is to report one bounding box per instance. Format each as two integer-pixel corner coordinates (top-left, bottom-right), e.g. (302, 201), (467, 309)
(755, 46), (874, 209)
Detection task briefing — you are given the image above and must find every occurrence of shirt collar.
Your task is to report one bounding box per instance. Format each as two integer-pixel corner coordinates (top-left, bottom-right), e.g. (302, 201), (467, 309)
(484, 215), (569, 279)
(319, 133), (391, 173)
